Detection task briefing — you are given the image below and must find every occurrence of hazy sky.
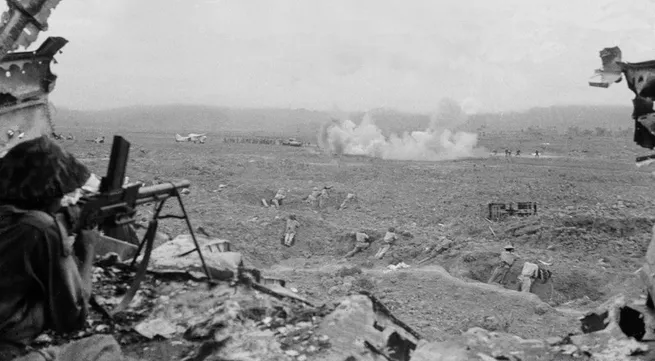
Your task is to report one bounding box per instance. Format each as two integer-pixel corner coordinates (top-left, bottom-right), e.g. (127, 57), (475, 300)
(11, 0), (655, 113)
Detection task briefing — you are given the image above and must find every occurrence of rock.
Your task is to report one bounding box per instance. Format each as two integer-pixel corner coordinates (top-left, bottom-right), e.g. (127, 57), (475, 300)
(411, 340), (473, 361)
(343, 276), (356, 284)
(560, 344), (578, 355)
(316, 294), (420, 360)
(95, 324), (110, 333)
(284, 349), (299, 356)
(534, 302), (550, 315)
(134, 318), (177, 339)
(335, 266), (362, 278)
(327, 286), (340, 295)
(295, 322), (312, 329)
(545, 336), (563, 346)
(33, 334), (52, 344)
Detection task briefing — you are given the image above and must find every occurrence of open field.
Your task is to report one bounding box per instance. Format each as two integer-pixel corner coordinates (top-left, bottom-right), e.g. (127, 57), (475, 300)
(57, 127), (655, 344)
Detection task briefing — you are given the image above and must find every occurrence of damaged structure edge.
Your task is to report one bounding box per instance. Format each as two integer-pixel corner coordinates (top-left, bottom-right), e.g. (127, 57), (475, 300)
(590, 47), (655, 152)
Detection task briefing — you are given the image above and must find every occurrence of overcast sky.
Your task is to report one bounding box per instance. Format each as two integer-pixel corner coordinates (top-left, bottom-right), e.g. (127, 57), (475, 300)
(12, 0), (655, 113)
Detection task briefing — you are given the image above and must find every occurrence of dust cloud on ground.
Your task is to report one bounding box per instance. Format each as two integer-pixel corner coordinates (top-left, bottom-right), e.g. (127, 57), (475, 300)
(318, 99), (487, 161)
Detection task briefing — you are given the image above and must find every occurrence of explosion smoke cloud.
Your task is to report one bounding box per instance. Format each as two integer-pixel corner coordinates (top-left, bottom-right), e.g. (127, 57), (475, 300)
(318, 100), (487, 161)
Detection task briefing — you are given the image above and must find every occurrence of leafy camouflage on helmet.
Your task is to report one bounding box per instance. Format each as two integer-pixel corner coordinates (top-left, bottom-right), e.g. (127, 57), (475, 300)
(0, 136), (90, 207)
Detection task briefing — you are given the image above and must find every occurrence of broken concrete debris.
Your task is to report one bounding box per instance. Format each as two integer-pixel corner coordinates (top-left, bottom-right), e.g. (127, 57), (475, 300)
(38, 224), (655, 361)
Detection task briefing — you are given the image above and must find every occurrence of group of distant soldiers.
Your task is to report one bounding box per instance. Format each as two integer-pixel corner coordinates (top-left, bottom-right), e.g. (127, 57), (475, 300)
(52, 132), (75, 141)
(261, 186), (360, 249)
(270, 185), (397, 260)
(52, 133), (105, 144)
(492, 149), (541, 158)
(343, 227), (399, 260)
(224, 136), (282, 145)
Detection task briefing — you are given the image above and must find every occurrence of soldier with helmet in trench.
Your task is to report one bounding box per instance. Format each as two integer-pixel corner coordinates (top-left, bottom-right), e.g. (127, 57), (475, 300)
(488, 244), (520, 285)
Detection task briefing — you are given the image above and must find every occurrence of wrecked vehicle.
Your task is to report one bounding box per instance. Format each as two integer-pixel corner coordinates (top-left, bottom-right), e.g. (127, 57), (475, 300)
(0, 0), (66, 156)
(590, 47), (655, 155)
(282, 137), (302, 147)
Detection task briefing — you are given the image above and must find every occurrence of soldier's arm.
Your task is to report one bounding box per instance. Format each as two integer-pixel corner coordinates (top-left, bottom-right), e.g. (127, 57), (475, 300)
(27, 223), (91, 333)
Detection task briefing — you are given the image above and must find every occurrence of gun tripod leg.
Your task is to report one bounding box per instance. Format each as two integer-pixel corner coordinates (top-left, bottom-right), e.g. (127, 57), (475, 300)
(112, 219), (159, 316)
(172, 189), (214, 284)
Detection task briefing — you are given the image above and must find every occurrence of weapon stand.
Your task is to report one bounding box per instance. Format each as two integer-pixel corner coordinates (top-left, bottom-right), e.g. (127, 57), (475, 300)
(111, 183), (214, 315)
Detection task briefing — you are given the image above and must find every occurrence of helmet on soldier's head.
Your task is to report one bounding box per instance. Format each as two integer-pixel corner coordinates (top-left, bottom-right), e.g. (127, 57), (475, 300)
(388, 227), (395, 232)
(504, 244), (514, 250)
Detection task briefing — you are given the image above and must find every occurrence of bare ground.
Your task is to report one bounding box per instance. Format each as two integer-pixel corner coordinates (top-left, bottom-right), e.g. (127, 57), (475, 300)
(56, 128), (655, 358)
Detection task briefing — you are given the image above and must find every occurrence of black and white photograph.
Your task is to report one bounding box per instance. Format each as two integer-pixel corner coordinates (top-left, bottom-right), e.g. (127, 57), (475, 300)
(0, 0), (654, 360)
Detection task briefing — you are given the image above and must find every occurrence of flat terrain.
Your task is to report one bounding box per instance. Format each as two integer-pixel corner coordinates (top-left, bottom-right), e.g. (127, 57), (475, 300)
(58, 127), (655, 343)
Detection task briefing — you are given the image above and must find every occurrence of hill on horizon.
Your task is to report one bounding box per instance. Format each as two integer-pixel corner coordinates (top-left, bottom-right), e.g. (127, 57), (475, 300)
(52, 104), (635, 140)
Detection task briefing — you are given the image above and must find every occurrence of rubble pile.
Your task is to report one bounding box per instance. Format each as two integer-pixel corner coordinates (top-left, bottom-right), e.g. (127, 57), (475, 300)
(320, 266), (376, 296)
(26, 229), (655, 361)
(37, 263), (162, 348)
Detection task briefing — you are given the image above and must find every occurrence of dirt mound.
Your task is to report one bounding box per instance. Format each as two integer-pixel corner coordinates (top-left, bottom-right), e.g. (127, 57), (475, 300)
(560, 215), (653, 237)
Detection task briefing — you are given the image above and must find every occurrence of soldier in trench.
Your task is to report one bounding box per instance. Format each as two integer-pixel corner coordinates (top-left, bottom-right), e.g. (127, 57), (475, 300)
(263, 188), (287, 209)
(488, 244), (520, 285)
(344, 231), (372, 258)
(305, 187), (321, 207)
(518, 259), (553, 293)
(374, 227), (398, 259)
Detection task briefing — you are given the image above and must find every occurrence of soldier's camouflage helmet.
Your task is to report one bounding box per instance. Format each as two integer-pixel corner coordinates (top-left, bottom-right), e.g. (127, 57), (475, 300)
(504, 244), (515, 250)
(0, 136), (90, 207)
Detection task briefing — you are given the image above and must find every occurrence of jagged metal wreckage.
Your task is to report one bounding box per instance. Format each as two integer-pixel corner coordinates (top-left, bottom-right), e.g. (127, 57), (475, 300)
(0, 0), (63, 155)
(589, 47), (655, 165)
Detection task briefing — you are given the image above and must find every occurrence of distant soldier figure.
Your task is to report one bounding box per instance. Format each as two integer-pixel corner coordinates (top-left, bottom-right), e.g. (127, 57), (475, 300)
(344, 231), (371, 258)
(318, 186), (330, 208)
(488, 244), (519, 285)
(262, 188), (287, 208)
(283, 214), (300, 246)
(515, 149), (521, 156)
(492, 149), (498, 156)
(306, 186), (321, 207)
(505, 149), (512, 157)
(268, 188), (287, 208)
(535, 150), (540, 158)
(339, 193), (356, 210)
(375, 227), (398, 259)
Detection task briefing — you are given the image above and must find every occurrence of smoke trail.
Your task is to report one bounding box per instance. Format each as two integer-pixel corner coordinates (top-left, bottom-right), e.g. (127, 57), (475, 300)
(318, 99), (487, 161)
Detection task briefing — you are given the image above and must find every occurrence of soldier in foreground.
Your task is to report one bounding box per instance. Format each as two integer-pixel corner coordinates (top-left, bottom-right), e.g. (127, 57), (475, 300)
(0, 137), (127, 361)
(518, 259), (553, 293)
(488, 244), (519, 285)
(375, 227), (398, 259)
(344, 231), (371, 258)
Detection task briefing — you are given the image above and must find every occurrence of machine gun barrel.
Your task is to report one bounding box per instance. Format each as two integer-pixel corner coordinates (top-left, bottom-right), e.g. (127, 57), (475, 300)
(134, 180), (190, 205)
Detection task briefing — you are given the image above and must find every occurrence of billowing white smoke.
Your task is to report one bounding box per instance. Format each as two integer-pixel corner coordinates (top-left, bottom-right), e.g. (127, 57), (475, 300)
(318, 99), (487, 161)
